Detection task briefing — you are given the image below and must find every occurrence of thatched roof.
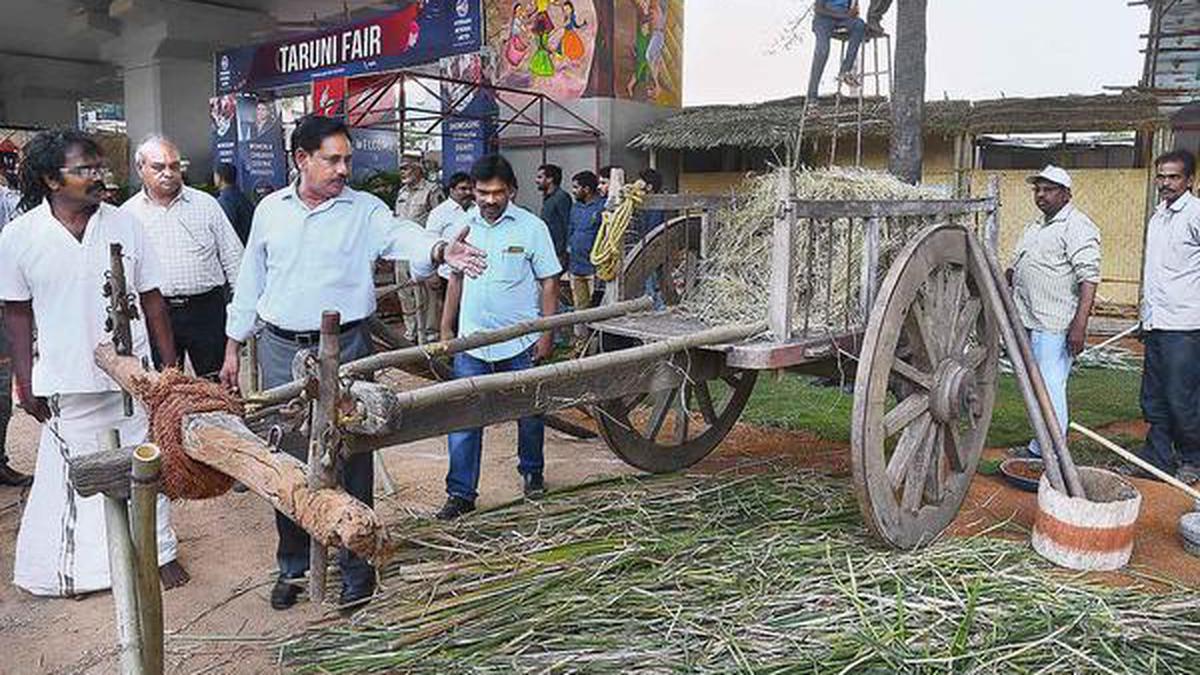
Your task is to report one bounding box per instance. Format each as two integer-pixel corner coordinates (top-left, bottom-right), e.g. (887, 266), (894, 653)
(630, 93), (1165, 151)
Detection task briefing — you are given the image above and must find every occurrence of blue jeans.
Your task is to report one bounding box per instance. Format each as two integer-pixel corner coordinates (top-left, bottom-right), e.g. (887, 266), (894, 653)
(1026, 331), (1071, 458)
(1140, 330), (1200, 472)
(258, 324), (375, 594)
(807, 14), (866, 99)
(446, 348), (545, 501)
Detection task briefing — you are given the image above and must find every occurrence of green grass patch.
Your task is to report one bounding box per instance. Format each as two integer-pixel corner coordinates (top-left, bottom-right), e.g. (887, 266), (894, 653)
(742, 367), (1144, 448)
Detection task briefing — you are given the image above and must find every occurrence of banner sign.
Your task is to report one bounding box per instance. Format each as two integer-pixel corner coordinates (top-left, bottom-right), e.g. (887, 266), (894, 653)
(350, 128), (398, 181)
(312, 77), (347, 117)
(440, 53), (496, 183)
(210, 94), (288, 201)
(215, 0), (482, 95)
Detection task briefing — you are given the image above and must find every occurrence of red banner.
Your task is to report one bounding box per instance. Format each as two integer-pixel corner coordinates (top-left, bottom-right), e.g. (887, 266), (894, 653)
(312, 77), (347, 117)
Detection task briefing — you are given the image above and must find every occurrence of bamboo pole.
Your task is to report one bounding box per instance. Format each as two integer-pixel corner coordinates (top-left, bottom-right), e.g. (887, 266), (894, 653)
(965, 236), (1068, 494)
(245, 296), (655, 408)
(386, 321), (767, 414)
(107, 243), (135, 417)
(130, 443), (163, 675)
(100, 429), (144, 675)
(976, 237), (1085, 497)
(308, 312), (341, 604)
(1070, 422), (1200, 504)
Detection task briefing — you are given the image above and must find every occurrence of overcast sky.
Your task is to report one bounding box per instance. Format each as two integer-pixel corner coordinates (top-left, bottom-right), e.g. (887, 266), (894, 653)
(683, 0), (1148, 105)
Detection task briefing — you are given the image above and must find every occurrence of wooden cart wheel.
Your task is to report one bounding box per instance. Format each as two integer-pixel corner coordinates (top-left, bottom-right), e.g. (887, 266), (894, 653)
(618, 213), (702, 305)
(851, 223), (1000, 549)
(595, 365), (757, 473)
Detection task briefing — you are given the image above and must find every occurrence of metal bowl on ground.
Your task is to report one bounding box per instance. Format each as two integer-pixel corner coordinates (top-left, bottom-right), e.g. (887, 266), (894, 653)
(1179, 511), (1200, 557)
(1000, 458), (1044, 493)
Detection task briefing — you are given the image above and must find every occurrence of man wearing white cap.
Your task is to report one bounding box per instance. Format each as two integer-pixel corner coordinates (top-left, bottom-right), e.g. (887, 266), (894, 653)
(1006, 165), (1101, 458)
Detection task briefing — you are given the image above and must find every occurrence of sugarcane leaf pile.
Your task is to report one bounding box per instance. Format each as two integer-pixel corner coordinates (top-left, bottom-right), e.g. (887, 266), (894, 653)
(676, 167), (962, 336)
(282, 470), (1200, 673)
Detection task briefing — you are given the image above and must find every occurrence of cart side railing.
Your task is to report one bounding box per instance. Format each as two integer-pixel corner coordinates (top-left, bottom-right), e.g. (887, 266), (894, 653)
(632, 175), (1002, 346)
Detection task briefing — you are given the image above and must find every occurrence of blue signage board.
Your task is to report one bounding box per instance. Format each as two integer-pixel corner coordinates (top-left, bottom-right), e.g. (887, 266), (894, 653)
(215, 1), (482, 95)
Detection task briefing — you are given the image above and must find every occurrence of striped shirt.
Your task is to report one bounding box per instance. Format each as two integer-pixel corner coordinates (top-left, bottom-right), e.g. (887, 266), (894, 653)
(1141, 190), (1200, 330)
(1010, 203), (1102, 333)
(121, 186), (244, 297)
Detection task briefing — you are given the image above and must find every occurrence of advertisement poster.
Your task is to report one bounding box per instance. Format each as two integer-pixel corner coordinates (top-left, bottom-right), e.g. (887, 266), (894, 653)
(237, 97), (288, 200)
(210, 94), (288, 201)
(209, 94), (240, 178)
(350, 128), (399, 181)
(312, 77), (347, 117)
(440, 53), (497, 181)
(215, 1), (483, 95)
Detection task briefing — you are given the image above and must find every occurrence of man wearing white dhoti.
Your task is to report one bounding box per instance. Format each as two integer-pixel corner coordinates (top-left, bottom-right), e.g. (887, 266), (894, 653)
(0, 130), (189, 596)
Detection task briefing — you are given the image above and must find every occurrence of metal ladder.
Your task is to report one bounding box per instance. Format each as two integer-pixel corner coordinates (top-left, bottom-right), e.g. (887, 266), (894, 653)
(826, 30), (893, 167)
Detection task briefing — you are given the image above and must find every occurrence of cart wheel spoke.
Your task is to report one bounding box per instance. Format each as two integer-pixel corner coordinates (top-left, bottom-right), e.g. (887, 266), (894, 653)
(908, 297), (941, 364)
(900, 421), (935, 513)
(923, 425), (944, 504)
(692, 381), (718, 425)
(646, 389), (675, 442)
(886, 413), (931, 491)
(964, 345), (988, 370)
(944, 423), (964, 473)
(884, 393), (929, 438)
(949, 298), (981, 359)
(891, 358), (932, 390)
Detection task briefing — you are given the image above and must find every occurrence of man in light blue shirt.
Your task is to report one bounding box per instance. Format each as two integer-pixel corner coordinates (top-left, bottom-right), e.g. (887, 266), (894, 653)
(437, 154), (561, 520)
(218, 116), (485, 612)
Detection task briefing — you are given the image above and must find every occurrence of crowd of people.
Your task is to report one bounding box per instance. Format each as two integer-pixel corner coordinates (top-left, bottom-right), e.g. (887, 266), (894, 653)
(0, 117), (668, 611)
(2, 117), (1194, 614)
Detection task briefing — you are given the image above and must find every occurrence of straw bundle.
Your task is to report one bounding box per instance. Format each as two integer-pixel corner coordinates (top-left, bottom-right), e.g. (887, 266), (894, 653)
(283, 470), (1200, 673)
(677, 167), (950, 335)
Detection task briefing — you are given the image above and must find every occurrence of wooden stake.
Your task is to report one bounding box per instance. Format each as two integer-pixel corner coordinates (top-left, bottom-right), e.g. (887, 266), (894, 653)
(130, 443), (163, 675)
(100, 429), (144, 675)
(308, 311), (341, 604)
(767, 171), (796, 341)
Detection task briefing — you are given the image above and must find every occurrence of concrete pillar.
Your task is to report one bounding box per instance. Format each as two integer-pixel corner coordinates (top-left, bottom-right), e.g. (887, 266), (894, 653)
(121, 55), (214, 182)
(102, 0), (270, 184)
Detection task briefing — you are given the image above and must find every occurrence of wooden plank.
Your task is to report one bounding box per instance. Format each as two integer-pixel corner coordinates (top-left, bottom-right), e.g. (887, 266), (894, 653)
(724, 331), (862, 370)
(350, 349), (727, 450)
(640, 194), (731, 211)
(858, 216), (882, 319)
(768, 172), (796, 341)
(70, 445), (135, 500)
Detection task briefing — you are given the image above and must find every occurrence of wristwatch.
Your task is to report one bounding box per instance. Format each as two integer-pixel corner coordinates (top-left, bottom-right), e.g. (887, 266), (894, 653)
(433, 239), (449, 266)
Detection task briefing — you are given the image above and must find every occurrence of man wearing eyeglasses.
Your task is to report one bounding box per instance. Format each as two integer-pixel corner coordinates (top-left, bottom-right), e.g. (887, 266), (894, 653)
(122, 136), (243, 379)
(1005, 165), (1101, 460)
(0, 129), (188, 595)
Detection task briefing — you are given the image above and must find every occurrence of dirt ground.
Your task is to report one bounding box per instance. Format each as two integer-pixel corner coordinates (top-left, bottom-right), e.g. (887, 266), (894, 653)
(2, 409), (1197, 674)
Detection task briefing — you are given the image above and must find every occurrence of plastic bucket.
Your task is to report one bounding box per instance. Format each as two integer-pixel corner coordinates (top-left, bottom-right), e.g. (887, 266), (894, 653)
(1031, 467), (1142, 571)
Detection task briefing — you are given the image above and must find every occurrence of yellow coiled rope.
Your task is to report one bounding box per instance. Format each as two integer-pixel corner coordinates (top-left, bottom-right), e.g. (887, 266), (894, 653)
(589, 181), (646, 282)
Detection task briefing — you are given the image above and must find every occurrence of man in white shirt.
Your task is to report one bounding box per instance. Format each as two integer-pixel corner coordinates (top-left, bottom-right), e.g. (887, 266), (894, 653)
(422, 171), (474, 334)
(1137, 149), (1200, 483)
(122, 136), (244, 378)
(0, 129), (187, 596)
(219, 116), (485, 611)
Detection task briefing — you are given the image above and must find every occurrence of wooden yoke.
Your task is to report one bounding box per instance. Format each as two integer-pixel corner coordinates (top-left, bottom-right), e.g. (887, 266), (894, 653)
(89, 344), (388, 561)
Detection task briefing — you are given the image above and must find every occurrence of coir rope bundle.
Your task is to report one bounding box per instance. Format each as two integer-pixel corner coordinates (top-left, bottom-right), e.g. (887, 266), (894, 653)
(590, 180), (647, 281)
(131, 369), (243, 499)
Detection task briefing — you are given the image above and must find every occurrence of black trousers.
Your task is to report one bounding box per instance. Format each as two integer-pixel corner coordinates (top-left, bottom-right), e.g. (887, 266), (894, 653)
(1141, 330), (1200, 472)
(258, 323), (375, 594)
(0, 319), (10, 465)
(155, 287), (227, 379)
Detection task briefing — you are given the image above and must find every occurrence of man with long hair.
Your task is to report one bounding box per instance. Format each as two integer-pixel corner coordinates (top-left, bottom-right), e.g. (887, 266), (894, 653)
(0, 129), (188, 596)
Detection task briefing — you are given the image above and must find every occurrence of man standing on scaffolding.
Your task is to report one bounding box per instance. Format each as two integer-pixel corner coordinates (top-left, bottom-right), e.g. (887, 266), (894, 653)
(806, 0), (892, 102)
